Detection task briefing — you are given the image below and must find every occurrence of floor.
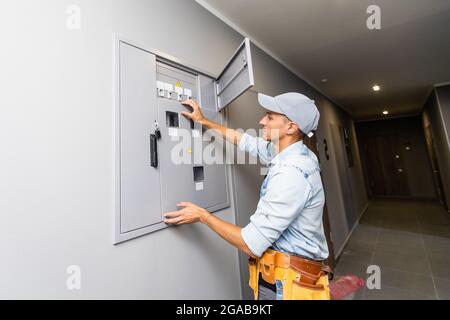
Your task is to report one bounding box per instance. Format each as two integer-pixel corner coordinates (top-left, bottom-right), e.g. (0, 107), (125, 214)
(334, 198), (450, 300)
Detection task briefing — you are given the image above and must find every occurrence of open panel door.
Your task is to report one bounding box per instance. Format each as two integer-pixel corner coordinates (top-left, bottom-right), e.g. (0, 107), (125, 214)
(215, 38), (254, 111)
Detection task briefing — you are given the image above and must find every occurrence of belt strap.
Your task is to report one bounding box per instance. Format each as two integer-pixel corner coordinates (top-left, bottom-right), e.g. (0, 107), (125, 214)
(290, 256), (323, 275)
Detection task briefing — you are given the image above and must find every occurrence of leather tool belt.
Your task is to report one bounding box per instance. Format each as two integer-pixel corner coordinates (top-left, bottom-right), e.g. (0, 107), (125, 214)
(249, 249), (333, 290)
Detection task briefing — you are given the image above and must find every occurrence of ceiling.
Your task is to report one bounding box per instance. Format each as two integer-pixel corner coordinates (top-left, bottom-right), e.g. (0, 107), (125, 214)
(196, 0), (450, 120)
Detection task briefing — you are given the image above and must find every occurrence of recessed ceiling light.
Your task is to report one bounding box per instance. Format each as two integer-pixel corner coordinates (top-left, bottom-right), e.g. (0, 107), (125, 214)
(382, 110), (389, 115)
(321, 78), (328, 83)
(373, 84), (381, 92)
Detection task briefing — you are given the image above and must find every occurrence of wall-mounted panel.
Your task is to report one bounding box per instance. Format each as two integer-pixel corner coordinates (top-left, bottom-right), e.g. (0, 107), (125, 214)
(115, 36), (249, 243)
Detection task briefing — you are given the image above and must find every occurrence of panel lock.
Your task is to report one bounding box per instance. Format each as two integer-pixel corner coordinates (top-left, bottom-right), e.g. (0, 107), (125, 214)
(153, 121), (161, 139)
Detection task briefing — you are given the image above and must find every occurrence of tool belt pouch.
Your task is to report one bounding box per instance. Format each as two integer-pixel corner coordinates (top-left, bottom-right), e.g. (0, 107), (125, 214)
(290, 273), (331, 300)
(287, 257), (331, 300)
(289, 258), (325, 289)
(248, 250), (332, 300)
(248, 257), (259, 300)
(259, 250), (277, 284)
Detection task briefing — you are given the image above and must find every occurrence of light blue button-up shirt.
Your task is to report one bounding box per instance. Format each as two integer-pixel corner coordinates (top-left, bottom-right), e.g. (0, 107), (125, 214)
(239, 133), (329, 260)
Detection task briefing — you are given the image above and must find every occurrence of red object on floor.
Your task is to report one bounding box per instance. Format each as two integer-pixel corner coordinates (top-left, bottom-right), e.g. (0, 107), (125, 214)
(329, 274), (365, 300)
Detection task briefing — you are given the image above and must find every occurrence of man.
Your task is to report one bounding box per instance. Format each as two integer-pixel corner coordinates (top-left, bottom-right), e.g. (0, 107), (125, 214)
(164, 92), (330, 300)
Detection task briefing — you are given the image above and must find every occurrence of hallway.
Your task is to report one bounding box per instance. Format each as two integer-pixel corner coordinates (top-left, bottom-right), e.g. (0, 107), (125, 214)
(335, 199), (450, 299)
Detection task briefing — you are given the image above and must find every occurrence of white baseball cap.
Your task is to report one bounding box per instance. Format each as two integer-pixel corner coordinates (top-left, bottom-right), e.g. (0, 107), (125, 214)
(257, 92), (320, 137)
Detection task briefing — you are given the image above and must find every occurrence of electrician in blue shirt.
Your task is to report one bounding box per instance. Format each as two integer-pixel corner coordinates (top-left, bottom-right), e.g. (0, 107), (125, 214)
(164, 92), (330, 300)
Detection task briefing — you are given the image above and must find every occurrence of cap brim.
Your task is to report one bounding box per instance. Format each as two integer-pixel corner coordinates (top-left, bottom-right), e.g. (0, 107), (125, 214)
(257, 93), (283, 114)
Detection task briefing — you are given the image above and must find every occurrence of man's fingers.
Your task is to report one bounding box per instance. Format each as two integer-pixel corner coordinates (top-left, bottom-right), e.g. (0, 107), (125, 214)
(180, 111), (192, 118)
(177, 201), (192, 207)
(181, 99), (194, 107)
(164, 216), (183, 225)
(163, 211), (181, 218)
(182, 99), (198, 110)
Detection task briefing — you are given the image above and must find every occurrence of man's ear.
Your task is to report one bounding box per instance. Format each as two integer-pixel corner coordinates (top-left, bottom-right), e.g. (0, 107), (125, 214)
(286, 122), (299, 135)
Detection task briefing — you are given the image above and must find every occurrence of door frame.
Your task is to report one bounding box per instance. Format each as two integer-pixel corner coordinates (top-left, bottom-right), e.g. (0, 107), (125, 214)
(424, 124), (448, 211)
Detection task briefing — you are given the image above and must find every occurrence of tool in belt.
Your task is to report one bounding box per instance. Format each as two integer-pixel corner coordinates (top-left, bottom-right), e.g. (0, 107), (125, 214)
(249, 249), (333, 289)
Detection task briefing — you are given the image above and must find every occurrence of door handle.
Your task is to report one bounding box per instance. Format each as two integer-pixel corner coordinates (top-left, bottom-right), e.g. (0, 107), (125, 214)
(323, 139), (330, 160)
(150, 134), (158, 168)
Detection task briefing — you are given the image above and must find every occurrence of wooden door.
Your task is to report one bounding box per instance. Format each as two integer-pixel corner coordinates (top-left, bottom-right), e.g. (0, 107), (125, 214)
(363, 134), (409, 197)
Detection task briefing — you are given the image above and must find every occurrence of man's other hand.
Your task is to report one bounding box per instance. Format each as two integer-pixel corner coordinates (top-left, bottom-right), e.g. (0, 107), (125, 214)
(163, 201), (211, 225)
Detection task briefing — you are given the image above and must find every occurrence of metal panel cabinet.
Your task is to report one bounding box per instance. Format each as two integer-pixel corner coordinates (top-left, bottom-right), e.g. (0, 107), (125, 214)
(114, 36), (254, 244)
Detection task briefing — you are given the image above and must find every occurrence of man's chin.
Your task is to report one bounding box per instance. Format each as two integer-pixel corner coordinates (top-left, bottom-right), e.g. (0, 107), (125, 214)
(260, 130), (271, 141)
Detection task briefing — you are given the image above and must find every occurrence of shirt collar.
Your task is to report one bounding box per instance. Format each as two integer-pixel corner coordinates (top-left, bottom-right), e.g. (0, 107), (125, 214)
(269, 140), (307, 167)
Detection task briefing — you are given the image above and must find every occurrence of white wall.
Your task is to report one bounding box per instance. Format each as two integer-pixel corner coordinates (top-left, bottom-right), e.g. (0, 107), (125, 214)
(0, 0), (249, 299)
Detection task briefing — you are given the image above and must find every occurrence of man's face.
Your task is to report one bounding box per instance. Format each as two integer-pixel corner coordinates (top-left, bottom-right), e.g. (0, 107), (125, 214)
(259, 111), (291, 141)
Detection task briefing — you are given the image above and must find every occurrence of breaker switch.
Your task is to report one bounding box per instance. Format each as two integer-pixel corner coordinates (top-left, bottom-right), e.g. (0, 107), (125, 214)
(184, 88), (192, 100)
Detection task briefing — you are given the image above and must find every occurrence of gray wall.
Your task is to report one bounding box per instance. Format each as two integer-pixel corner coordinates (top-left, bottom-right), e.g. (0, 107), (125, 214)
(0, 0), (368, 299)
(315, 98), (369, 257)
(229, 46), (368, 299)
(436, 86), (450, 132)
(422, 85), (450, 210)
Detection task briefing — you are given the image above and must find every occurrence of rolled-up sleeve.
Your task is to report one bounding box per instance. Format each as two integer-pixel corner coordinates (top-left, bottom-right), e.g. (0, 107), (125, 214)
(238, 132), (275, 164)
(241, 166), (312, 257)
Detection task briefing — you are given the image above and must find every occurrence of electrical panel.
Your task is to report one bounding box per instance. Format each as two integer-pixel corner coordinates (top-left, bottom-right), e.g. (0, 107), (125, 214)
(114, 37), (254, 244)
